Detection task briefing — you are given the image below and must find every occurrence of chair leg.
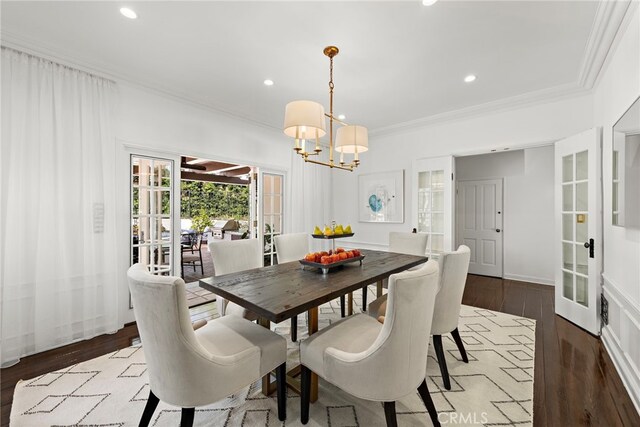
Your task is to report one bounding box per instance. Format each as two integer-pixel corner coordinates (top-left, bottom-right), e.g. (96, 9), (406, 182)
(139, 390), (159, 427)
(199, 251), (204, 274)
(301, 365), (312, 424)
(451, 327), (468, 363)
(291, 316), (298, 342)
(433, 335), (451, 390)
(362, 286), (367, 311)
(180, 407), (195, 427)
(383, 401), (398, 427)
(418, 379), (441, 427)
(276, 362), (287, 421)
(339, 295), (346, 317)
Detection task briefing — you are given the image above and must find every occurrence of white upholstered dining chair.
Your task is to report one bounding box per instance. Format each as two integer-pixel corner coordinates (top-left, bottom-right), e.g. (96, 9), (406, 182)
(207, 238), (262, 320)
(430, 245), (471, 390)
(299, 260), (442, 427)
(389, 231), (429, 256)
(369, 231), (429, 306)
(273, 233), (309, 342)
(127, 264), (287, 426)
(368, 245), (472, 390)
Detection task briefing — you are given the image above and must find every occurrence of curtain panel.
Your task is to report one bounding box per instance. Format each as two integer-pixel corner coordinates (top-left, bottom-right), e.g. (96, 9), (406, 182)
(0, 47), (120, 365)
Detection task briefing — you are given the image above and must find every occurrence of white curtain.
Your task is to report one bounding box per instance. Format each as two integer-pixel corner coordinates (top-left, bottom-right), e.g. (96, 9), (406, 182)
(0, 47), (120, 365)
(289, 149), (333, 252)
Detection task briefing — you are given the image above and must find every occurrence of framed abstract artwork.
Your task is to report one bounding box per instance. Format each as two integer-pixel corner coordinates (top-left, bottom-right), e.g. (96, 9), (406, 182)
(358, 170), (404, 223)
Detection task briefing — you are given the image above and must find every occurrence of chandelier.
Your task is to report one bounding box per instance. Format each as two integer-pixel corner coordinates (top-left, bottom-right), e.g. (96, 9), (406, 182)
(283, 46), (368, 172)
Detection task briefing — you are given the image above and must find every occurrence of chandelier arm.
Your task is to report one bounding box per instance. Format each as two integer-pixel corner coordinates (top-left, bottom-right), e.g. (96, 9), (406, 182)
(304, 157), (354, 172)
(324, 113), (348, 126)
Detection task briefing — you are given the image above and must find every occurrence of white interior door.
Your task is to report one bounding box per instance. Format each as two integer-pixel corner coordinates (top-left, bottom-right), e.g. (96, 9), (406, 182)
(413, 156), (455, 256)
(555, 128), (602, 335)
(457, 179), (504, 277)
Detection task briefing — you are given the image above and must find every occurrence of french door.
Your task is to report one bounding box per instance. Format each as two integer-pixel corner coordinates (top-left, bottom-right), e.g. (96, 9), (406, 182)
(256, 170), (284, 266)
(130, 155), (176, 275)
(457, 179), (504, 277)
(413, 156), (455, 256)
(554, 128), (602, 335)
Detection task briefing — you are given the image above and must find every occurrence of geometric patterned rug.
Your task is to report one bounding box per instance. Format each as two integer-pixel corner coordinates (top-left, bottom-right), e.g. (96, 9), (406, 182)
(10, 300), (535, 426)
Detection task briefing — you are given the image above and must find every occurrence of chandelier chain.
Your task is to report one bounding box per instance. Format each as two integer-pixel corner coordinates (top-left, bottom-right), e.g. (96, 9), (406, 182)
(329, 55), (334, 163)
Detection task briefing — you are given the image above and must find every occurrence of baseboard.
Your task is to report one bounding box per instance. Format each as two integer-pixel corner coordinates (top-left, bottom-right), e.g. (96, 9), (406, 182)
(503, 273), (555, 286)
(601, 273), (640, 415)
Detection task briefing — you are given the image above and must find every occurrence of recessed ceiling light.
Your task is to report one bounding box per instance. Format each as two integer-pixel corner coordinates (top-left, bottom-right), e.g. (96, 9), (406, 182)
(338, 114), (346, 120)
(464, 74), (477, 83)
(422, 0), (438, 6)
(120, 7), (137, 19)
(263, 79), (274, 86)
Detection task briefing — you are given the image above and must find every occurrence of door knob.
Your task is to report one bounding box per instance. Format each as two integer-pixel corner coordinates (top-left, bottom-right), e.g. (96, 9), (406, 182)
(585, 238), (594, 258)
(496, 229), (501, 233)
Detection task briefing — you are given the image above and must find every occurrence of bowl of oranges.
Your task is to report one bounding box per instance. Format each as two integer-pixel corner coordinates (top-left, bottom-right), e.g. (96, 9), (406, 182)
(299, 248), (364, 275)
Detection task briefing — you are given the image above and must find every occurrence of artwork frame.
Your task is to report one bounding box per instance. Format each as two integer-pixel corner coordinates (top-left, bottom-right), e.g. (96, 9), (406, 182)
(358, 170), (404, 223)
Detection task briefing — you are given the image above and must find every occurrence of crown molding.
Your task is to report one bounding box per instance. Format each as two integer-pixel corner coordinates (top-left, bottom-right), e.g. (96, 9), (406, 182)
(2, 0), (633, 140)
(0, 30), (282, 134)
(370, 82), (590, 137)
(578, 0), (632, 90)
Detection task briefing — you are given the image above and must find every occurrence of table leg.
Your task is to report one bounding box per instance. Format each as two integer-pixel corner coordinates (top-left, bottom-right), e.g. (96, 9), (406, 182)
(308, 307), (319, 403)
(376, 280), (383, 298)
(258, 317), (277, 396)
(347, 292), (353, 316)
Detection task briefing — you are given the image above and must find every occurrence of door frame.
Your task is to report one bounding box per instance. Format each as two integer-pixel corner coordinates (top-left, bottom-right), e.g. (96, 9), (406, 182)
(456, 178), (505, 278)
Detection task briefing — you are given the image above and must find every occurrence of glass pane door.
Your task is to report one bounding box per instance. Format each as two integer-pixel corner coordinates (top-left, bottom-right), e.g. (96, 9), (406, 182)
(414, 155), (454, 257)
(262, 173), (283, 266)
(561, 150), (589, 307)
(131, 156), (174, 275)
(554, 127), (601, 335)
(418, 170), (445, 255)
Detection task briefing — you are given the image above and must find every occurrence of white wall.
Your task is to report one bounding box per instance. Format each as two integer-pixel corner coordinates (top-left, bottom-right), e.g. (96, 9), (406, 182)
(332, 93), (593, 250)
(455, 147), (555, 285)
(114, 84), (294, 324)
(594, 4), (640, 412)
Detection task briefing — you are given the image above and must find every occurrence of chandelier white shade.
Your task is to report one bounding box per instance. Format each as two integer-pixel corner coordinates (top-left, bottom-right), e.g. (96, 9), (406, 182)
(282, 46), (367, 171)
(283, 100), (326, 139)
(335, 125), (368, 154)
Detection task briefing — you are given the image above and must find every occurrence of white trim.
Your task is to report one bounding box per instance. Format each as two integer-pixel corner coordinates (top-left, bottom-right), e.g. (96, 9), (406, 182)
(503, 274), (554, 287)
(119, 140), (282, 173)
(371, 83), (589, 137)
(449, 141), (557, 159)
(602, 329), (640, 415)
(578, 0), (632, 89)
(588, 0), (638, 90)
(601, 273), (640, 415)
(602, 273), (640, 329)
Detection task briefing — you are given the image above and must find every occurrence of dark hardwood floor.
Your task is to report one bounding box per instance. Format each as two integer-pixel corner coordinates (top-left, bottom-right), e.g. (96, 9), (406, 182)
(2, 275), (638, 426)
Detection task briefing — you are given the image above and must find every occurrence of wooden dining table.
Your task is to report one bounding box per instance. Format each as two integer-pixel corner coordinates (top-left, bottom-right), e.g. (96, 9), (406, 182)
(199, 248), (427, 402)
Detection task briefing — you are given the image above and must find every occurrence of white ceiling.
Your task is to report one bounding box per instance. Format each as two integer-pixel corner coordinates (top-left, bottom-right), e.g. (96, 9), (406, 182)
(1, 1), (600, 131)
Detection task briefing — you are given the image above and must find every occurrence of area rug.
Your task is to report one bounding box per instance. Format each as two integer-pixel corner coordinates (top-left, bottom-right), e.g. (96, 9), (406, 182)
(10, 301), (535, 426)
